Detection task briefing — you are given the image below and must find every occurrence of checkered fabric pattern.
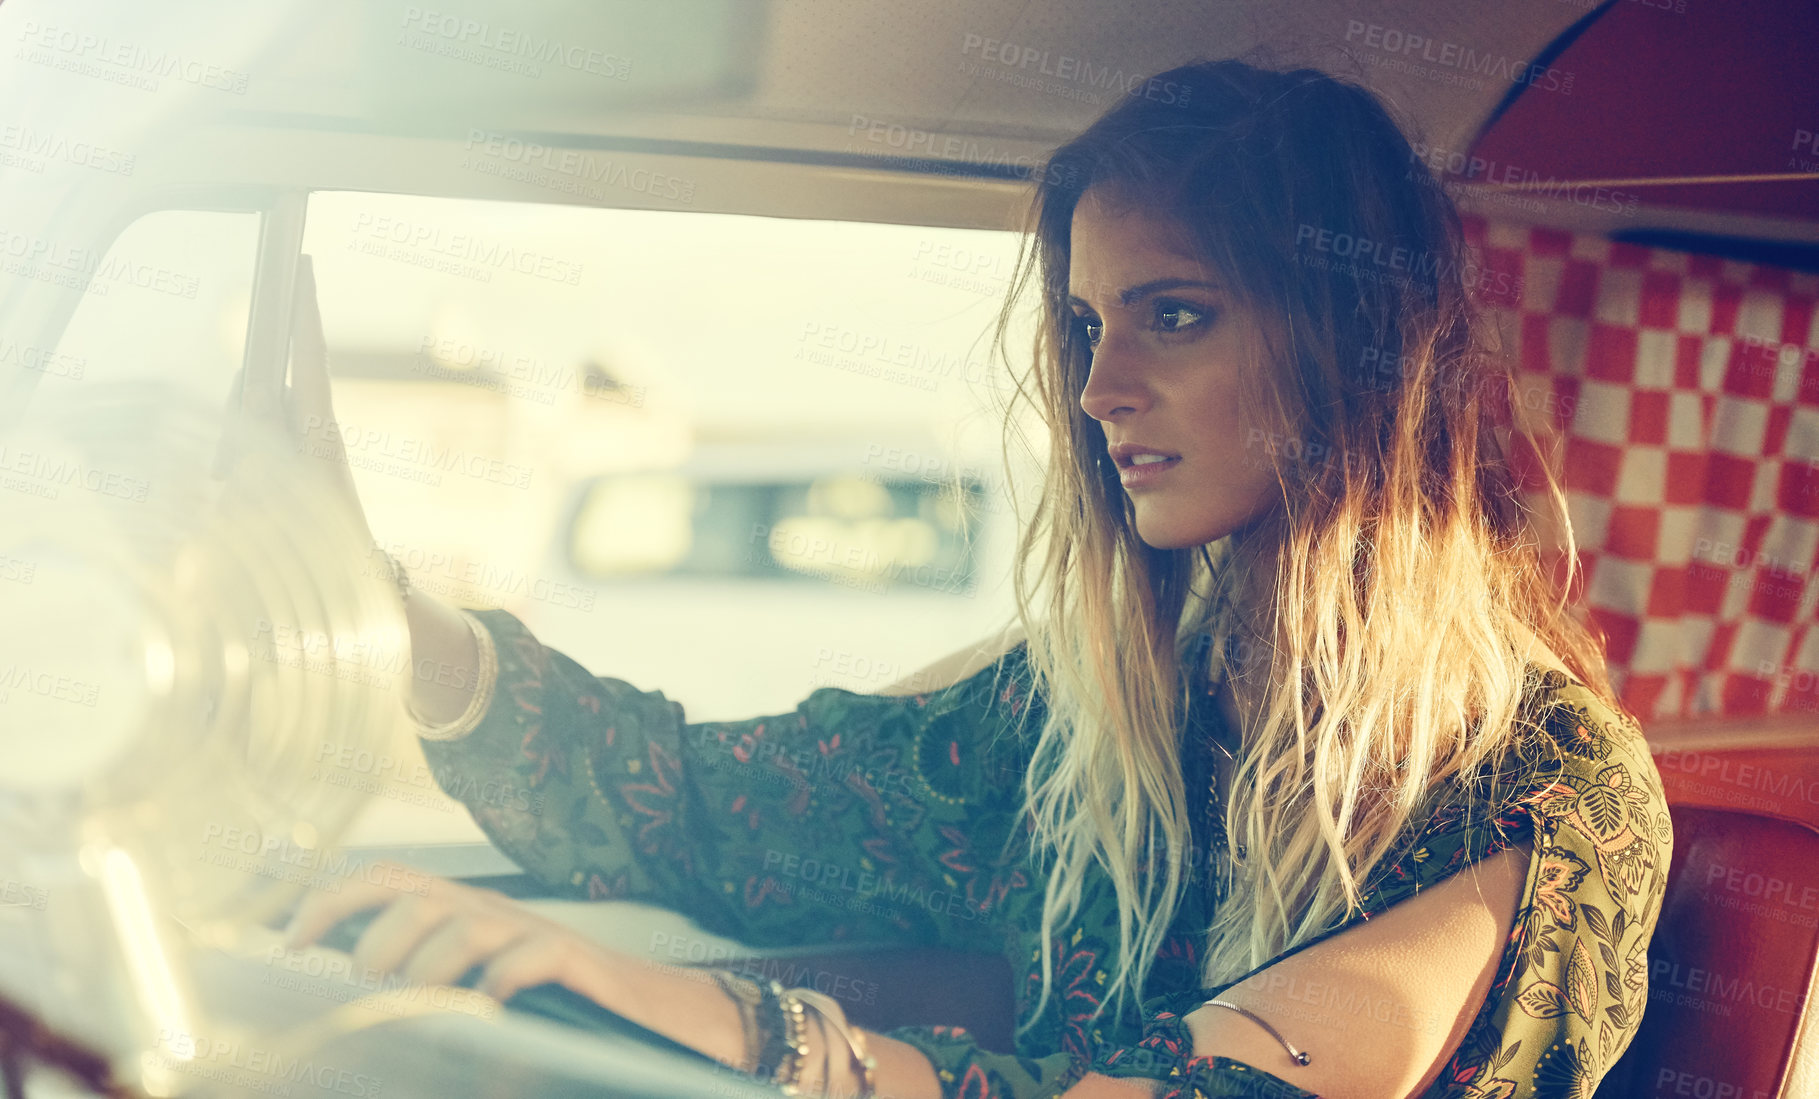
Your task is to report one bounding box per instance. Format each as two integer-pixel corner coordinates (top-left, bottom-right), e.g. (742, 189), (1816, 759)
(1460, 215), (1819, 723)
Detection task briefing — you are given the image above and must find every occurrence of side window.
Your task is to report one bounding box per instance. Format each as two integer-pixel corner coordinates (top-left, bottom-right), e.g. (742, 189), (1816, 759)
(568, 473), (990, 589)
(299, 190), (1035, 722)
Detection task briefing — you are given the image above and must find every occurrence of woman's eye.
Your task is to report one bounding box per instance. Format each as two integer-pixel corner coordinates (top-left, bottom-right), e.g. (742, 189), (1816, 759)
(1154, 300), (1211, 333)
(1072, 301), (1208, 348)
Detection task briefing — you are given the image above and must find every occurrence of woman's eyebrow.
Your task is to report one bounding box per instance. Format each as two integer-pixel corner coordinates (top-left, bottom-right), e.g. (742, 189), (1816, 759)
(1066, 277), (1223, 309)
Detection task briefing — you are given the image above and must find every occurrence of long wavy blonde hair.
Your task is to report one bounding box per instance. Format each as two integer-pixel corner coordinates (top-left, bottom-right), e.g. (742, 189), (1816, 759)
(977, 59), (1622, 1026)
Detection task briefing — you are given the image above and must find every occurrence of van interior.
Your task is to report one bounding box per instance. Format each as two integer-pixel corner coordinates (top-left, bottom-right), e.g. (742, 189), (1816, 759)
(0, 0), (1814, 1095)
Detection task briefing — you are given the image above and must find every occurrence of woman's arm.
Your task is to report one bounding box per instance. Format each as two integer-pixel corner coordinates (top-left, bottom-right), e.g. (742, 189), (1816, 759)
(1095, 685), (1671, 1099)
(282, 860), (1153, 1099)
(401, 587), (485, 724)
(864, 1036), (1161, 1099)
(409, 607), (1045, 952)
(1176, 844), (1530, 1099)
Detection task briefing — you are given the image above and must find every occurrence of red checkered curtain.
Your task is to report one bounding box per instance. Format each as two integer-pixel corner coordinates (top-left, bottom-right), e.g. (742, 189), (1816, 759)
(1460, 216), (1819, 723)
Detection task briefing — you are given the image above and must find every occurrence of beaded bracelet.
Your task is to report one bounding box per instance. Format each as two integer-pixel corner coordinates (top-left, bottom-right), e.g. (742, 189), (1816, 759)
(716, 974), (862, 1095)
(753, 978), (791, 1078)
(708, 970), (763, 1075)
(790, 988), (877, 1099)
(772, 988), (813, 1094)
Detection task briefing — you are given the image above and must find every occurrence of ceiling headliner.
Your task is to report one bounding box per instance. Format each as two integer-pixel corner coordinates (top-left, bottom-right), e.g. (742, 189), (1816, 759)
(229, 0), (1817, 244)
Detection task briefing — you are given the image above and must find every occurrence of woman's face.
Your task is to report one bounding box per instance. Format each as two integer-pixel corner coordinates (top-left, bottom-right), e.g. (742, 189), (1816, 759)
(1069, 187), (1283, 549)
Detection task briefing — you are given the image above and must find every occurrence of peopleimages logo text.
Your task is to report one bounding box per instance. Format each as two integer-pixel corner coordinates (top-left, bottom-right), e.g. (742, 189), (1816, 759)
(1345, 21), (1574, 94)
(958, 34), (1192, 105)
(399, 8), (632, 79)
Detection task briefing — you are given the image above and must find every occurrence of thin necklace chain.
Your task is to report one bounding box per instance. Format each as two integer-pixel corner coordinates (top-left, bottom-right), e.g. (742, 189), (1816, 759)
(1191, 537), (1248, 906)
(1198, 628), (1246, 908)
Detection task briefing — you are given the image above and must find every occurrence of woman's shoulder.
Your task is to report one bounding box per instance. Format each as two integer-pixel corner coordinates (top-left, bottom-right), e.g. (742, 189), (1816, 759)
(871, 621), (1029, 698)
(1505, 666), (1673, 873)
(1414, 662), (1664, 849)
(1514, 663), (1657, 791)
(1357, 665), (1664, 898)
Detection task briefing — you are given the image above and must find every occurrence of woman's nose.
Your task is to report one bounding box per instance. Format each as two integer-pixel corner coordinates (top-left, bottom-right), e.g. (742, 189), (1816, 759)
(1079, 340), (1153, 422)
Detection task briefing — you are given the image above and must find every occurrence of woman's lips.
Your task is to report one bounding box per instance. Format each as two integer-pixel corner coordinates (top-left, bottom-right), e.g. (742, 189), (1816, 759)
(1119, 455), (1181, 487)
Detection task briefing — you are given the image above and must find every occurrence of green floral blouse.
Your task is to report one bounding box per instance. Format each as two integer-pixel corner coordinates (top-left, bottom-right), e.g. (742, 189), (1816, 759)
(416, 609), (1671, 1099)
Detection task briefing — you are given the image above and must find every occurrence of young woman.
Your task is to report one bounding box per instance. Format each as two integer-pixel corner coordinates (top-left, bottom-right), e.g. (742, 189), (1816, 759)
(284, 59), (1671, 1099)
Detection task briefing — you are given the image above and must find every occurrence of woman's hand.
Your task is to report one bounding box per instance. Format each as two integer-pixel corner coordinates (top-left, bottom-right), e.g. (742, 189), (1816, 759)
(281, 861), (759, 1080)
(286, 862), (988, 1098)
(282, 860), (634, 1007)
(220, 257), (489, 725)
(220, 253), (374, 542)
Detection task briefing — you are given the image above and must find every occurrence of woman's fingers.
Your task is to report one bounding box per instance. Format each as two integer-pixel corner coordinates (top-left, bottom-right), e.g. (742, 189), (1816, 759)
(281, 860), (436, 949)
(282, 863), (565, 998)
(287, 255), (334, 445)
(476, 934), (575, 1003)
(214, 355), (293, 478)
(277, 253), (376, 540)
(283, 885), (382, 951)
(215, 255), (325, 479)
(278, 861), (626, 1013)
(397, 912), (531, 988)
(230, 360), (290, 436)
(348, 892), (456, 977)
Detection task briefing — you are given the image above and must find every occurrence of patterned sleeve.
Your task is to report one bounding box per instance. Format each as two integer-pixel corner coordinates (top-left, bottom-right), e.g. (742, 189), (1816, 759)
(1431, 679), (1673, 1097)
(413, 608), (1045, 952)
(885, 1027), (1315, 1098)
(1088, 672), (1672, 1099)
(884, 1028), (1087, 1099)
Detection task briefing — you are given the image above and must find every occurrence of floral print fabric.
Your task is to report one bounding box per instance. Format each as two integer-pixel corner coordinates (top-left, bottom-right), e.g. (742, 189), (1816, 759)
(417, 609), (1670, 1099)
